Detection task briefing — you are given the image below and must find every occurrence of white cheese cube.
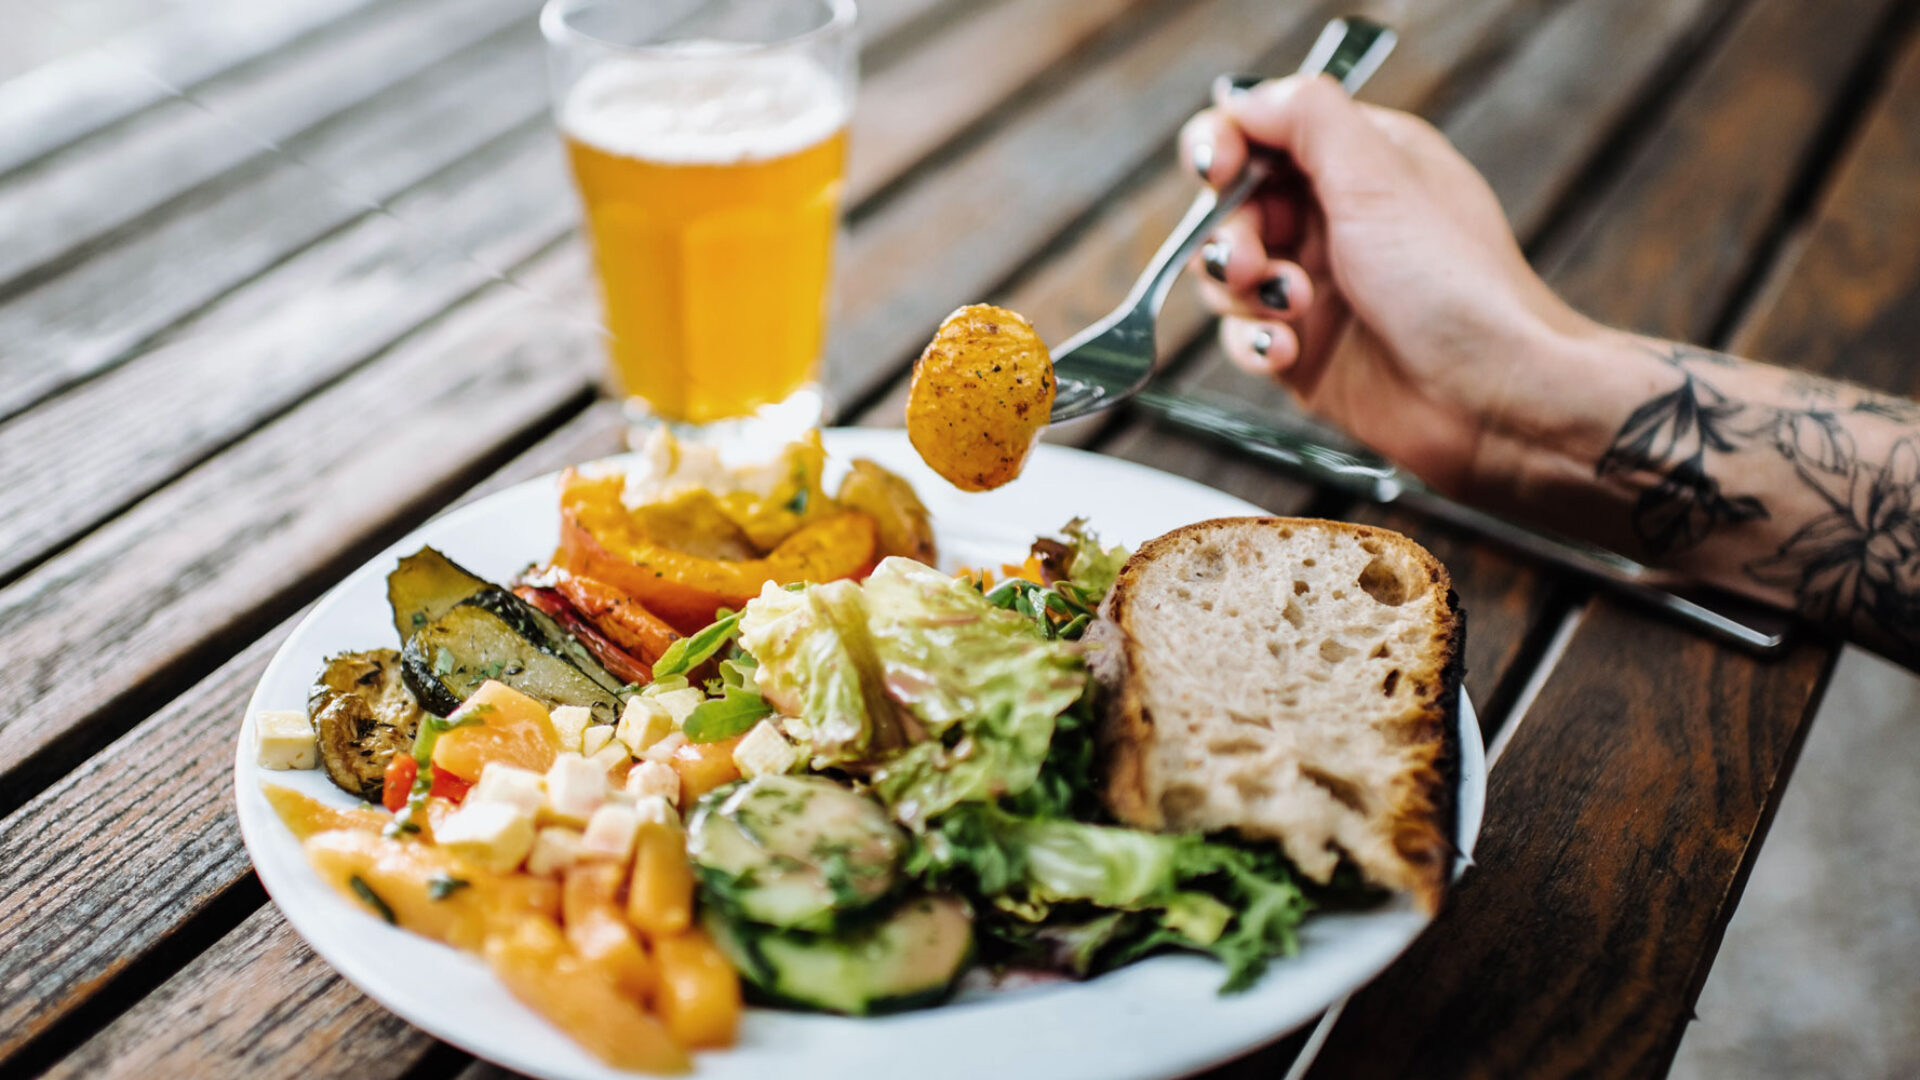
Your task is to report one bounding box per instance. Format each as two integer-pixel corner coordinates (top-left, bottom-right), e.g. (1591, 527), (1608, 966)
(548, 705), (594, 753)
(732, 720), (802, 779)
(525, 826), (585, 878)
(650, 687), (707, 726)
(579, 803), (642, 863)
(590, 741), (631, 775)
(254, 710), (317, 770)
(632, 794), (679, 827)
(469, 762), (545, 815)
(434, 801), (536, 873)
(640, 731), (687, 764)
(615, 696), (674, 754)
(543, 753), (608, 826)
(581, 723), (617, 758)
(624, 760), (680, 803)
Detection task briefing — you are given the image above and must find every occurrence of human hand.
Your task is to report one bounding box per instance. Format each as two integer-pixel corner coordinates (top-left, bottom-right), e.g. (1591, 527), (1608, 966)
(1181, 74), (1593, 496)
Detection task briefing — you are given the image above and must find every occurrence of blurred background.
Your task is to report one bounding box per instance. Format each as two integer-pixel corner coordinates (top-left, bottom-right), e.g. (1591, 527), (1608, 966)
(2, 0), (1917, 1076)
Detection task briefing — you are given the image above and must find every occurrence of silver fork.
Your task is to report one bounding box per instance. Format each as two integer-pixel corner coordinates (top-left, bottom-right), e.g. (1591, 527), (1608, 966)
(1046, 16), (1397, 424)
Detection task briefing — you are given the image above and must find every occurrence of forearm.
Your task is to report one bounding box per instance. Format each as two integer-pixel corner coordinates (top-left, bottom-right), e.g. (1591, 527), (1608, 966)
(1474, 324), (1920, 665)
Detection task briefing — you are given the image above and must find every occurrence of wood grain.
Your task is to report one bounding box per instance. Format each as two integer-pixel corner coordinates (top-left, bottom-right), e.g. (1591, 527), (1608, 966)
(1309, 7), (1920, 1077)
(0, 0), (379, 176)
(0, 0), (1181, 590)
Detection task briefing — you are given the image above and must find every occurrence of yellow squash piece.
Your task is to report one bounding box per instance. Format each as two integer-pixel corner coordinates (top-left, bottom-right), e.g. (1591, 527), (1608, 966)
(485, 913), (691, 1073)
(905, 304), (1055, 492)
(302, 829), (559, 952)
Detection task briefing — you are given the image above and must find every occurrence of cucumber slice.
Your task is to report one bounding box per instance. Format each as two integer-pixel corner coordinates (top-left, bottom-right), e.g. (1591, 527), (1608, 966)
(689, 776), (905, 931)
(706, 895), (973, 1015)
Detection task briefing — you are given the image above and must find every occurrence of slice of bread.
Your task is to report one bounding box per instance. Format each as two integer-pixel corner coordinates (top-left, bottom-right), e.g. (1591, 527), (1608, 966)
(1087, 517), (1463, 913)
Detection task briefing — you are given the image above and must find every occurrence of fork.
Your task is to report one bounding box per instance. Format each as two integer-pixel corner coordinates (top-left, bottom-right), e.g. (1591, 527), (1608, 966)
(1046, 16), (1396, 424)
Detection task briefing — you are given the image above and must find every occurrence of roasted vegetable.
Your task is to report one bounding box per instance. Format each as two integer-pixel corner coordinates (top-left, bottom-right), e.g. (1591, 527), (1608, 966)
(835, 459), (938, 565)
(308, 649), (425, 801)
(515, 585), (653, 686)
(557, 471), (879, 633)
(905, 304), (1055, 492)
(389, 548), (627, 699)
(400, 600), (621, 723)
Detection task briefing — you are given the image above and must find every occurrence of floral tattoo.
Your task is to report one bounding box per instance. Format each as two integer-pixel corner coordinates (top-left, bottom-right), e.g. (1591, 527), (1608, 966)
(1598, 345), (1920, 643)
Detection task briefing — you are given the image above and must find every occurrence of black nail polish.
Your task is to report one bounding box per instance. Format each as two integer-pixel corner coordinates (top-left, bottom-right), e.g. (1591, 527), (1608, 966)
(1251, 329), (1273, 357)
(1201, 241), (1229, 282)
(1215, 73), (1265, 98)
(1191, 142), (1213, 183)
(1258, 276), (1289, 311)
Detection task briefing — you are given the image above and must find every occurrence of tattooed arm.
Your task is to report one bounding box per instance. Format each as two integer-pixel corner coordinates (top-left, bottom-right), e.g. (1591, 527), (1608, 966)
(1482, 331), (1920, 664)
(1180, 74), (1920, 666)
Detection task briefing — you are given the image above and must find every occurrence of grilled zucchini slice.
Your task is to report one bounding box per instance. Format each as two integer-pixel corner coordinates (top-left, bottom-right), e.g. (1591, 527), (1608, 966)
(401, 601), (621, 723)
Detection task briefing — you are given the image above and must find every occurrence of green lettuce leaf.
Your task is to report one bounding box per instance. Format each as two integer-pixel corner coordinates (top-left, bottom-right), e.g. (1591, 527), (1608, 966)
(1059, 518), (1128, 601)
(737, 558), (1084, 822)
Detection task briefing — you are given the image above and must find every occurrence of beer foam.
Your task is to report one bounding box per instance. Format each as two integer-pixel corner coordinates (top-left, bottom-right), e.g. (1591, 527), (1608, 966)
(562, 47), (848, 165)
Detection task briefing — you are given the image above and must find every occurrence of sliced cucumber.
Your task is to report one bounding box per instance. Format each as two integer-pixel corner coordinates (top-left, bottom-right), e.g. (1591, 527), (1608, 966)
(400, 602), (621, 723)
(689, 776), (905, 931)
(706, 895), (973, 1015)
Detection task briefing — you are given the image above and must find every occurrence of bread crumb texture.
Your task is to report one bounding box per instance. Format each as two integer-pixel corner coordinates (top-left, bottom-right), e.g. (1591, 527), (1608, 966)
(1095, 517), (1459, 913)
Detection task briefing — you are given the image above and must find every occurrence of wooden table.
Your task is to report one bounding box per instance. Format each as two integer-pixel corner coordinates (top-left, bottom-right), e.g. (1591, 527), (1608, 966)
(3, 0), (1917, 1075)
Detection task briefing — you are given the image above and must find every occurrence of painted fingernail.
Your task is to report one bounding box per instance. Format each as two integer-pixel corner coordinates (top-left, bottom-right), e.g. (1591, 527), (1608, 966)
(1214, 73), (1265, 98)
(1191, 141), (1213, 183)
(1251, 328), (1274, 357)
(1258, 276), (1289, 311)
(1201, 241), (1230, 282)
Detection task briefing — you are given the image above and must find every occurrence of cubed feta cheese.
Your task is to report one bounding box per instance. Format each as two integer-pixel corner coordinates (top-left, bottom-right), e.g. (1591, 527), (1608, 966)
(650, 687), (707, 726)
(624, 759), (680, 803)
(640, 731), (687, 764)
(254, 710), (317, 770)
(435, 800), (536, 873)
(543, 753), (608, 826)
(548, 705), (594, 753)
(526, 826), (585, 878)
(590, 741), (630, 775)
(469, 762), (545, 815)
(732, 719), (802, 778)
(632, 794), (679, 827)
(581, 723), (617, 758)
(579, 803), (642, 863)
(615, 696), (674, 754)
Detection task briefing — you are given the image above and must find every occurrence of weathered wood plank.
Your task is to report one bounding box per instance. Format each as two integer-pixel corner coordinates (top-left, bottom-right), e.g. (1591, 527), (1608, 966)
(1309, 7), (1920, 1077)
(0, 0), (1164, 589)
(36, 906), (441, 1080)
(0, 0), (541, 295)
(0, 401), (630, 1074)
(1448, 0), (1739, 241)
(0, 7), (550, 422)
(0, 0), (379, 176)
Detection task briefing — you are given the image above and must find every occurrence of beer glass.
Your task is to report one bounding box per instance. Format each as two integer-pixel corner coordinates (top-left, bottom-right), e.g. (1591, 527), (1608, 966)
(541, 0), (856, 443)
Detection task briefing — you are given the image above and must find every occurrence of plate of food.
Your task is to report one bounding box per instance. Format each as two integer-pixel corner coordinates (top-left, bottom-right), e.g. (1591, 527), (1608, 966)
(234, 426), (1483, 1080)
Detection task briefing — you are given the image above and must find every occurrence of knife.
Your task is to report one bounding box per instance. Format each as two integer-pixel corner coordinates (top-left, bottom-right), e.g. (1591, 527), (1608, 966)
(1136, 388), (1794, 653)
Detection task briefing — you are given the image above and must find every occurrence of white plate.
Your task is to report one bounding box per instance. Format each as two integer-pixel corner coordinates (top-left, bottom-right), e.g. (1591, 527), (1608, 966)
(235, 429), (1485, 1080)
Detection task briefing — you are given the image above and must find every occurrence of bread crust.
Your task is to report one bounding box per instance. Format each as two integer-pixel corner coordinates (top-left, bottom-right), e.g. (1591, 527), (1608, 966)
(1090, 516), (1464, 914)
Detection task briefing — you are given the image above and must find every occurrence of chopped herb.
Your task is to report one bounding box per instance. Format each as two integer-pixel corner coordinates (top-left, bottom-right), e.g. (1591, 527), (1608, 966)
(433, 646), (456, 676)
(382, 818), (422, 839)
(682, 686), (774, 743)
(654, 610), (743, 677)
(410, 612), (427, 628)
(785, 486), (810, 515)
(349, 875), (397, 924)
(427, 873), (471, 901)
(477, 661), (505, 679)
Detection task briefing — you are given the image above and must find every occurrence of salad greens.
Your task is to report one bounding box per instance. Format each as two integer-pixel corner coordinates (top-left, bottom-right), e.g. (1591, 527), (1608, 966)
(690, 523), (1314, 993)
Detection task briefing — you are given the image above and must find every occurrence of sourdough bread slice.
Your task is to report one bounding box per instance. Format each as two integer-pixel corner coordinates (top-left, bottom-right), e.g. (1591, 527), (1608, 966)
(1087, 517), (1462, 913)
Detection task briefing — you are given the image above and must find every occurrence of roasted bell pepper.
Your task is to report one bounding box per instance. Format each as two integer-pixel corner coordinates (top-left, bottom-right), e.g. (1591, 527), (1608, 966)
(556, 472), (878, 633)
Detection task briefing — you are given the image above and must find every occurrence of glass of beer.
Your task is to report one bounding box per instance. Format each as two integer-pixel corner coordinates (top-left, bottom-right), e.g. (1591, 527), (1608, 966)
(541, 0), (856, 444)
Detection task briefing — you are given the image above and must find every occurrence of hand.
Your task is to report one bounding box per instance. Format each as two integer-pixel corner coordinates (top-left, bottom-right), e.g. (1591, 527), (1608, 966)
(1181, 74), (1593, 496)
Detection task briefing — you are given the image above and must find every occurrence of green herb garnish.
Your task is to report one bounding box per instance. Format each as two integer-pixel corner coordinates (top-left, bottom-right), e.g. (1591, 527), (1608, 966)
(349, 875), (397, 924)
(682, 686), (774, 743)
(654, 610), (743, 677)
(427, 873), (471, 901)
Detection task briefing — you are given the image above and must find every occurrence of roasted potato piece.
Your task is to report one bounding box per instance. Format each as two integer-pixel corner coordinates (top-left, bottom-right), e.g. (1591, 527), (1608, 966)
(836, 459), (938, 565)
(309, 649), (424, 801)
(905, 304), (1055, 492)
